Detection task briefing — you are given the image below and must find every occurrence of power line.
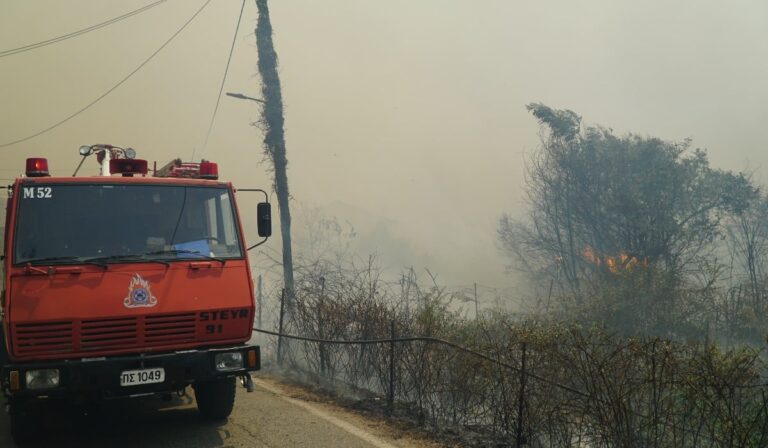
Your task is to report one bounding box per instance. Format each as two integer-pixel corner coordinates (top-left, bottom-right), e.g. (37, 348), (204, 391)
(194, 0), (246, 161)
(0, 0), (211, 149)
(0, 0), (168, 58)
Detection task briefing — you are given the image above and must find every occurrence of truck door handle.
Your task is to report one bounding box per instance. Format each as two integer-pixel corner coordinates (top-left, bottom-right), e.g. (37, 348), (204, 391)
(189, 262), (213, 269)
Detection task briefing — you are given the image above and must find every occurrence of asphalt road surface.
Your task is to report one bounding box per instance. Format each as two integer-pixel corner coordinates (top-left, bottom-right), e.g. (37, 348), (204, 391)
(0, 375), (435, 448)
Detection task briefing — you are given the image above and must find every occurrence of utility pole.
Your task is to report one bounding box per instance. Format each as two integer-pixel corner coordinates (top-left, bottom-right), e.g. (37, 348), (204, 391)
(255, 0), (295, 313)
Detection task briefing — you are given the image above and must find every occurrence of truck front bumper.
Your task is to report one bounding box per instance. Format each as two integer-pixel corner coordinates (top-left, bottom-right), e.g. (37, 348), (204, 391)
(1, 345), (260, 400)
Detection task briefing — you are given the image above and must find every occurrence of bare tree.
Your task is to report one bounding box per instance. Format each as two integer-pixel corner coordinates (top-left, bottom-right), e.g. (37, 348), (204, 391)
(720, 192), (768, 341)
(726, 193), (768, 311)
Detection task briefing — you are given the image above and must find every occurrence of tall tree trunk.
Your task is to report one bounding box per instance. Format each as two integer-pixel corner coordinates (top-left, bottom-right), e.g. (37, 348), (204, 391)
(255, 0), (295, 311)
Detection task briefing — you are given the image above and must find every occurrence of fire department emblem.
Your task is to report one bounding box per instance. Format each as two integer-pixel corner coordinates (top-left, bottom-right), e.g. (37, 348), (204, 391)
(124, 273), (158, 308)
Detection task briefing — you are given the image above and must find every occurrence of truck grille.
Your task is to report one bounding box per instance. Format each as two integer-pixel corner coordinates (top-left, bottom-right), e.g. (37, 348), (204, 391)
(145, 313), (197, 344)
(12, 312), (198, 357)
(81, 316), (138, 351)
(14, 321), (74, 355)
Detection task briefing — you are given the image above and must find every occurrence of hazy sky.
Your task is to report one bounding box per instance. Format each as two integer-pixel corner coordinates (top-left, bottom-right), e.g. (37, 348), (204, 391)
(2, 1), (767, 289)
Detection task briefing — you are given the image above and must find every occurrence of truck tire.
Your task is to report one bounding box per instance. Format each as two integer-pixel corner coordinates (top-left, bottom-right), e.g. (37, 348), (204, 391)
(9, 398), (39, 445)
(194, 377), (236, 421)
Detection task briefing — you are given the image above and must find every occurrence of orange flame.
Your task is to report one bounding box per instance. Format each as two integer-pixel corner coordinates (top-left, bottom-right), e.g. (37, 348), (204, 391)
(582, 246), (645, 274)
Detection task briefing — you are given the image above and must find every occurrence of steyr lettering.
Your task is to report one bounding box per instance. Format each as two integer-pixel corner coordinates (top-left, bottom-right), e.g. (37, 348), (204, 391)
(200, 309), (249, 321)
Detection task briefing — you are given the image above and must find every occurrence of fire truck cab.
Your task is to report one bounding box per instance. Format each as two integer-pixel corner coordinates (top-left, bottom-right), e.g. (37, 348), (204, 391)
(0, 145), (272, 443)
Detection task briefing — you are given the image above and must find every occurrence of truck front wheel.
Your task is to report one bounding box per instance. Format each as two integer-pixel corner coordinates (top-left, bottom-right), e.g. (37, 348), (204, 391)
(194, 377), (236, 421)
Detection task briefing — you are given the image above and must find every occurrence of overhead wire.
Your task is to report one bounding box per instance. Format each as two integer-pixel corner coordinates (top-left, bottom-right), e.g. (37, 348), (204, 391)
(0, 0), (212, 149)
(0, 0), (168, 58)
(193, 0), (247, 161)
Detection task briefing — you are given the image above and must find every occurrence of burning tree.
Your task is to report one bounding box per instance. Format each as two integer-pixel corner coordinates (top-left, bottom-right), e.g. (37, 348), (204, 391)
(499, 104), (756, 335)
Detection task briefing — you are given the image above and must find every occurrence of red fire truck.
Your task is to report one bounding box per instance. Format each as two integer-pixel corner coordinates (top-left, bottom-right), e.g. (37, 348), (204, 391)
(0, 144), (272, 443)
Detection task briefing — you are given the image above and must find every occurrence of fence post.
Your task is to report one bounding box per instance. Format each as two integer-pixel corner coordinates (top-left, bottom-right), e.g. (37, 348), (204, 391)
(257, 274), (263, 329)
(319, 277), (326, 378)
(516, 342), (527, 447)
(277, 288), (286, 367)
(388, 319), (396, 414)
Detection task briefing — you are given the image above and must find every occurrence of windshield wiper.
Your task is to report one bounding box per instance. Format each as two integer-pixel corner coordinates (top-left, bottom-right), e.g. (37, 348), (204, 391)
(83, 254), (170, 267)
(26, 256), (80, 264)
(25, 256), (107, 269)
(144, 249), (225, 264)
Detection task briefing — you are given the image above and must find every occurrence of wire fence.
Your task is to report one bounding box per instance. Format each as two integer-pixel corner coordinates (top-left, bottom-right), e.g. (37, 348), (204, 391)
(253, 325), (569, 448)
(252, 327), (587, 400)
(253, 325), (736, 447)
(251, 283), (768, 448)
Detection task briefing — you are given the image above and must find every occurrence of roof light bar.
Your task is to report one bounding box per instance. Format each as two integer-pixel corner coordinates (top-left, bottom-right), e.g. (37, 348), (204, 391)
(25, 158), (50, 177)
(199, 161), (219, 180)
(155, 159), (219, 180)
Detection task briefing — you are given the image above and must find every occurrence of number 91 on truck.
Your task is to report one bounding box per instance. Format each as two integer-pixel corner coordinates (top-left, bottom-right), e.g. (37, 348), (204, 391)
(0, 145), (272, 444)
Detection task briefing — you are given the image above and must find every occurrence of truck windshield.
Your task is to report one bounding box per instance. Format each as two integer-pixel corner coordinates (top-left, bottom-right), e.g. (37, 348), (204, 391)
(13, 184), (243, 265)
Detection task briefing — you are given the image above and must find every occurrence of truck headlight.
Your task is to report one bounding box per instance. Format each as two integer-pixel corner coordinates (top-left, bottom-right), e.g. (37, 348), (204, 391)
(215, 352), (243, 371)
(25, 369), (60, 390)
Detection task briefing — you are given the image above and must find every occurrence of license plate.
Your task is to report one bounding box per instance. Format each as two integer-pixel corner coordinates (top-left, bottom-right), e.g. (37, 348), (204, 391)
(120, 368), (165, 387)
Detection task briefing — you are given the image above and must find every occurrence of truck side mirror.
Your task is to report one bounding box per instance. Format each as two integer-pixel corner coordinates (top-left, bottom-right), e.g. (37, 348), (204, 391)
(257, 202), (272, 237)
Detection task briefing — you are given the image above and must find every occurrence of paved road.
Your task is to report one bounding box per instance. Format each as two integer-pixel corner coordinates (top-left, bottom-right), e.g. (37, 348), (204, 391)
(0, 376), (431, 448)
